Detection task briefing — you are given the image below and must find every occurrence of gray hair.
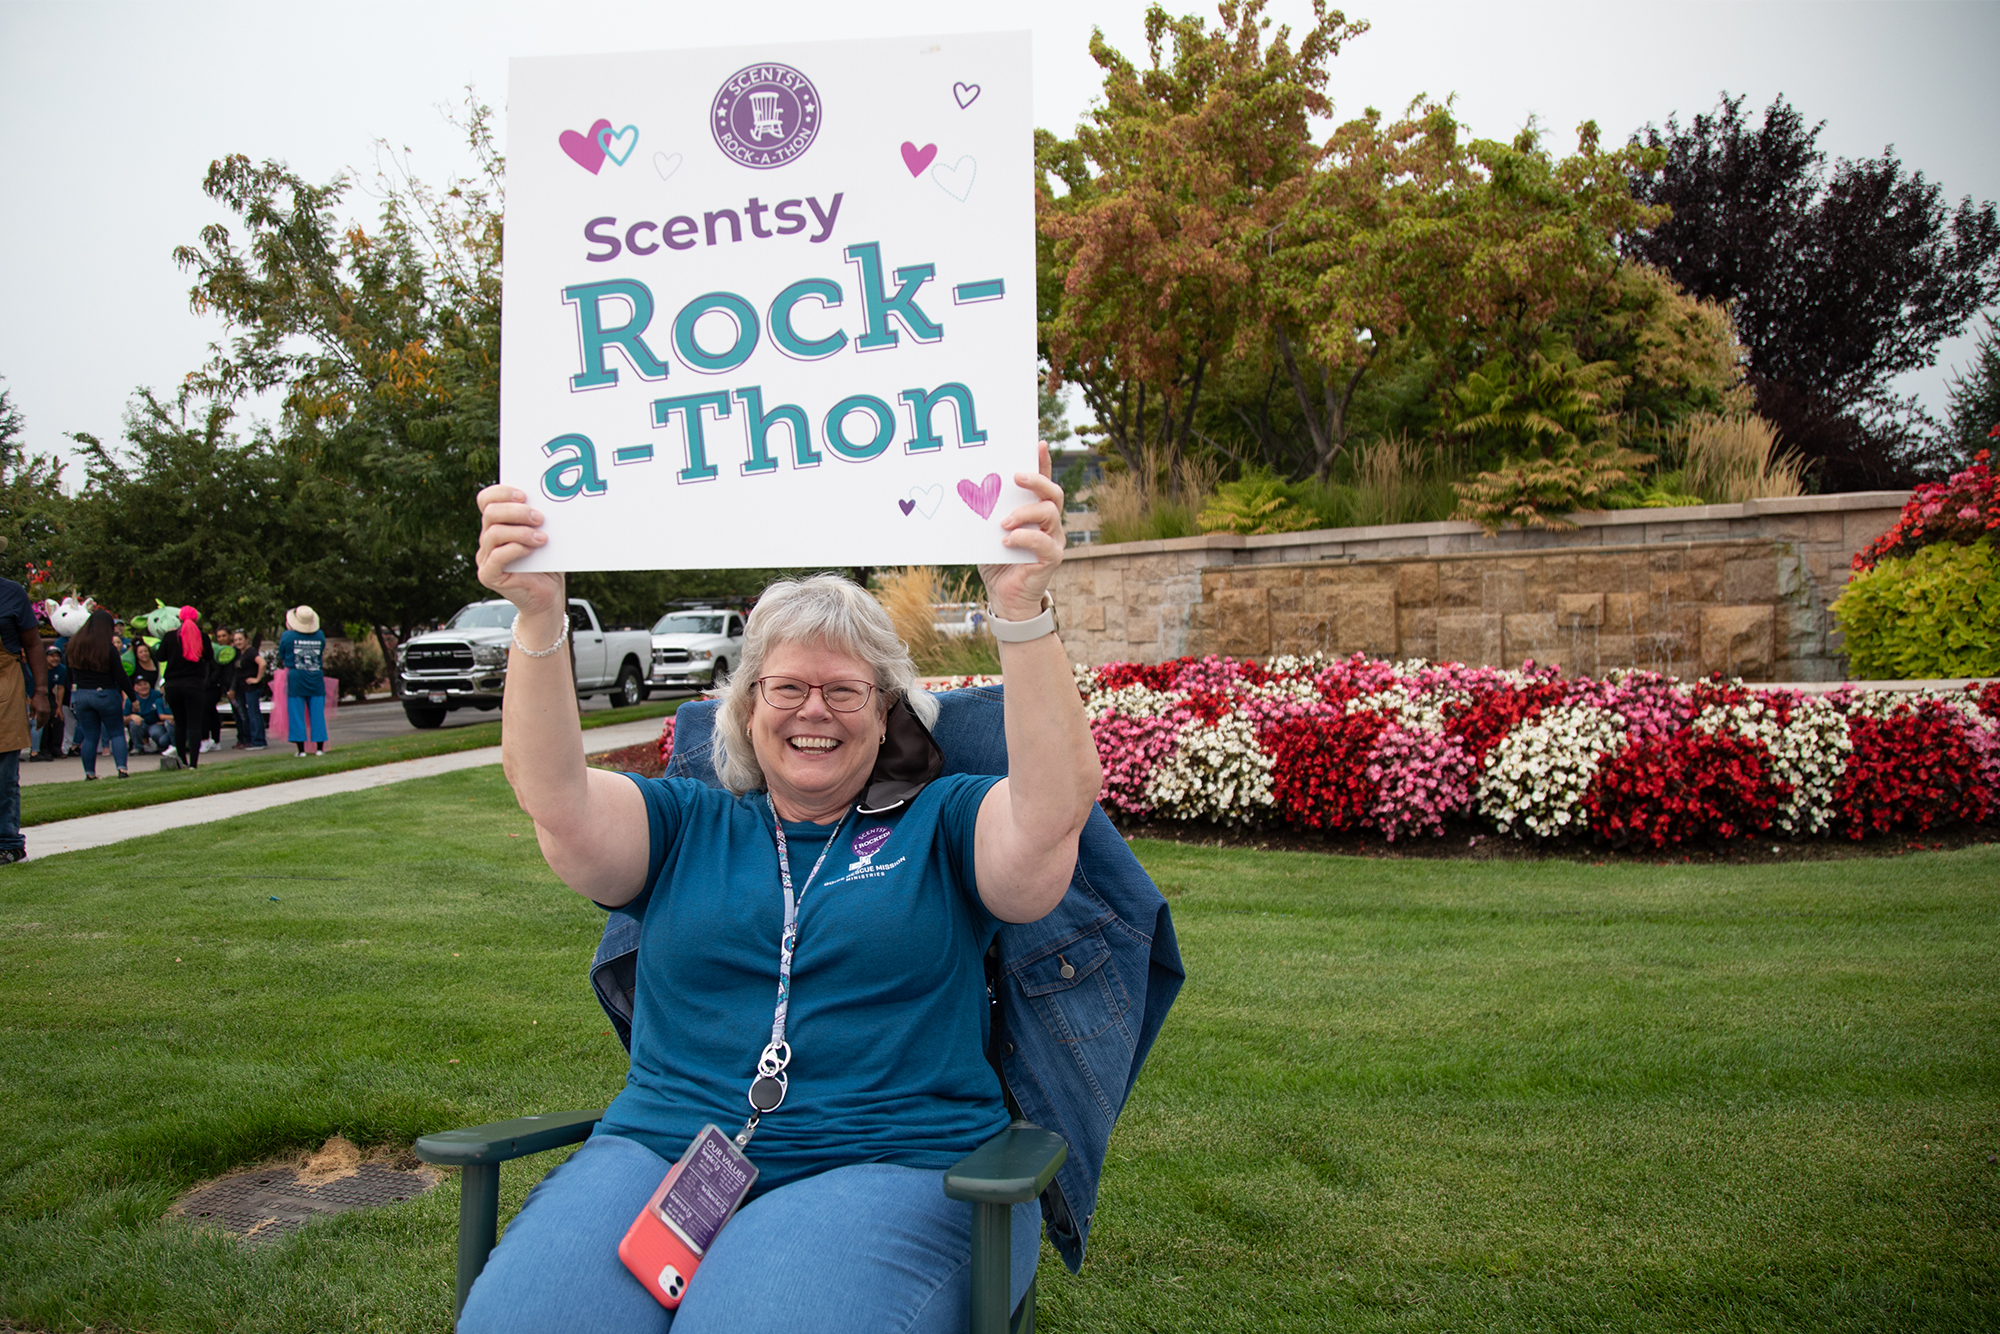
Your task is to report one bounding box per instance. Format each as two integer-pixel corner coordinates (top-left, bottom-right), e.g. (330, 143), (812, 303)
(715, 574), (940, 795)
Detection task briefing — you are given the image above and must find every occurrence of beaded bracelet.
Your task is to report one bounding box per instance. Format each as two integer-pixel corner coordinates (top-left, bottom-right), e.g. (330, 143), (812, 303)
(512, 613), (571, 658)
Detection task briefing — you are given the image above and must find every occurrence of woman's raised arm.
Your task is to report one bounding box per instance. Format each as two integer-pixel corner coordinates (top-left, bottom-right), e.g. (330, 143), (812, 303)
(478, 485), (651, 906)
(971, 446), (1104, 924)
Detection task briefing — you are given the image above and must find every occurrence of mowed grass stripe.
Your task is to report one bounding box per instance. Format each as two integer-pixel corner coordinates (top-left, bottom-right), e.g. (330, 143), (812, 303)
(1, 775), (1995, 1332)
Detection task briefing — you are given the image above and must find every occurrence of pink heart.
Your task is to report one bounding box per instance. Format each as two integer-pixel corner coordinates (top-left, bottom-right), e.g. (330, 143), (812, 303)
(560, 119), (613, 174)
(901, 141), (938, 177)
(957, 473), (1002, 520)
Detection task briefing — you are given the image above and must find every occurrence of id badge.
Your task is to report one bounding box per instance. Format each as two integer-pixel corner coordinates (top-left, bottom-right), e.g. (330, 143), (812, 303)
(617, 1125), (759, 1308)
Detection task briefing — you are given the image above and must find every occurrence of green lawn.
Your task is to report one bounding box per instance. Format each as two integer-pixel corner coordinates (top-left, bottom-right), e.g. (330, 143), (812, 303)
(19, 700), (677, 827)
(0, 777), (1994, 1332)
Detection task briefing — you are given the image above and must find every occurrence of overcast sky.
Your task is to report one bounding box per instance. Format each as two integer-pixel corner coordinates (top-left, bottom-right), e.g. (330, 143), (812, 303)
(2, 0), (1996, 478)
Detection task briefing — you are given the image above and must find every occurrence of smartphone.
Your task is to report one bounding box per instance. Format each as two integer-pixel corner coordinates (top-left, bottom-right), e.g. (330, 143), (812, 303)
(618, 1124), (759, 1308)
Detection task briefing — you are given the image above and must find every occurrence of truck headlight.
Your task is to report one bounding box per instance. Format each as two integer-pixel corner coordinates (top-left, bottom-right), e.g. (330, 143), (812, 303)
(472, 644), (508, 666)
(691, 649), (713, 662)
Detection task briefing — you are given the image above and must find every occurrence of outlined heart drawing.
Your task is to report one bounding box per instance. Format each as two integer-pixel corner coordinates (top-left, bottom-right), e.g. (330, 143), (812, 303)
(953, 82), (981, 109)
(597, 124), (640, 166)
(898, 498), (917, 516)
(560, 118), (614, 174)
(957, 474), (1001, 520)
(652, 151), (683, 182)
(907, 483), (944, 519)
(931, 156), (977, 202)
(900, 142), (938, 176)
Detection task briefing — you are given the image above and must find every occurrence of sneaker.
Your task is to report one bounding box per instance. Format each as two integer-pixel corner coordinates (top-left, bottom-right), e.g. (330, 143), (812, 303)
(199, 739), (218, 753)
(248, 743), (268, 751)
(294, 750), (308, 759)
(230, 743), (248, 750)
(0, 849), (25, 866)
(160, 745), (176, 757)
(116, 770), (129, 778)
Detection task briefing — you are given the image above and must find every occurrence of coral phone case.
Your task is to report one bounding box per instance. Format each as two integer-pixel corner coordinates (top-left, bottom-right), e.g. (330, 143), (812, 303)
(618, 1125), (759, 1308)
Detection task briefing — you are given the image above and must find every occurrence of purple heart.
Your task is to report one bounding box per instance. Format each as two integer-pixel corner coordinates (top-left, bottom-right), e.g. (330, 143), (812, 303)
(901, 141), (938, 177)
(957, 473), (1002, 520)
(898, 498), (917, 516)
(560, 119), (613, 174)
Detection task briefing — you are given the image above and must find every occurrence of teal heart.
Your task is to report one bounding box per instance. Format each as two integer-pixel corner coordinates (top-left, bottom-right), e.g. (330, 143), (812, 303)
(597, 124), (640, 166)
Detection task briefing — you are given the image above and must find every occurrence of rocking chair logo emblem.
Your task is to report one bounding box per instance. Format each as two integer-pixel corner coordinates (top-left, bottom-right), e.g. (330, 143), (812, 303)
(710, 62), (823, 170)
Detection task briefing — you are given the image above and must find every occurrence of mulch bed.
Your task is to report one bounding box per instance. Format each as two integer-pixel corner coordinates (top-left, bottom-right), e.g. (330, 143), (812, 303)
(589, 742), (664, 779)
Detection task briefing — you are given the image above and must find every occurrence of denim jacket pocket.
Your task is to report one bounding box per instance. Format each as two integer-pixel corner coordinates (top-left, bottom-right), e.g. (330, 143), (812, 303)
(1013, 930), (1132, 1044)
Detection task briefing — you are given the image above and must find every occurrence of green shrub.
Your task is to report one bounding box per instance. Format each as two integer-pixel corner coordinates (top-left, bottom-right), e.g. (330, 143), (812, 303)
(1833, 536), (2000, 679)
(1198, 469), (1325, 535)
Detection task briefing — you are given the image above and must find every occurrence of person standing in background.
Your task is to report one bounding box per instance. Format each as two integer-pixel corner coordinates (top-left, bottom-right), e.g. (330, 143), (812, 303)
(279, 606), (327, 757)
(0, 563), (53, 864)
(231, 630), (268, 750)
(130, 640), (160, 693)
(202, 625), (235, 753)
(34, 642), (67, 762)
(155, 606), (215, 769)
(63, 610), (132, 780)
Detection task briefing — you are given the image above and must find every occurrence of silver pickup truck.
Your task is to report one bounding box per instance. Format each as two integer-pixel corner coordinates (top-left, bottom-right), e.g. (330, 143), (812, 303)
(396, 598), (653, 728)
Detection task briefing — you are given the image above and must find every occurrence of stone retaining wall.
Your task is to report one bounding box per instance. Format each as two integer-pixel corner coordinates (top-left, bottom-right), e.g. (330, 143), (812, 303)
(1049, 492), (1909, 681)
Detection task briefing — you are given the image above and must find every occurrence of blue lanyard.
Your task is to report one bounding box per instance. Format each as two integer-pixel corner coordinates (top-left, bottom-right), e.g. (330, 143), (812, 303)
(737, 795), (852, 1148)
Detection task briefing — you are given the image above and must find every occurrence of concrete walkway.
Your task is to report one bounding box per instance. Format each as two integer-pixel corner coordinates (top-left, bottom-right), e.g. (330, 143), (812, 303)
(25, 718), (667, 859)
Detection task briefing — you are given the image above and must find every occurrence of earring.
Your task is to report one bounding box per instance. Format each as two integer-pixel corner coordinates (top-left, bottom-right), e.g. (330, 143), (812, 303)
(879, 734), (887, 745)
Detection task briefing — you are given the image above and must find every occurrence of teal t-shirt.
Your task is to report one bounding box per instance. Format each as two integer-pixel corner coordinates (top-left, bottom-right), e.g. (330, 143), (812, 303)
(594, 772), (1011, 1196)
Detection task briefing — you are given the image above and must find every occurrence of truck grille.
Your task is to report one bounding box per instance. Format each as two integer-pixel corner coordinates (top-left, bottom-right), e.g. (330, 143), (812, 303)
(654, 648), (691, 665)
(406, 643), (475, 671)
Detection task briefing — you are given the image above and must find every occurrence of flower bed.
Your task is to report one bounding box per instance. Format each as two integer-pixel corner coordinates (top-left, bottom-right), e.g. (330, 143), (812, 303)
(1074, 655), (1999, 847)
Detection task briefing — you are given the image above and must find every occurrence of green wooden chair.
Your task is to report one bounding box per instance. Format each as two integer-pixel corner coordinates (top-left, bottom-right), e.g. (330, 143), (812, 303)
(416, 1111), (1066, 1334)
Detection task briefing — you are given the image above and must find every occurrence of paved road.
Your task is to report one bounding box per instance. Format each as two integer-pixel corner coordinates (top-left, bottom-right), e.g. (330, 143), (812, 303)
(20, 691), (688, 788)
(25, 716), (669, 858)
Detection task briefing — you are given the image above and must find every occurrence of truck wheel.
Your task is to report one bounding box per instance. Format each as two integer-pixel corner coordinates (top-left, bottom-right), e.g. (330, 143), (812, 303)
(404, 703), (447, 729)
(711, 658), (729, 687)
(610, 661), (644, 708)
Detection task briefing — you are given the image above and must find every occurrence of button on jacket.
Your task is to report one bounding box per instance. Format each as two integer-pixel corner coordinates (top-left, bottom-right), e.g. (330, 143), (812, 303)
(591, 689), (1184, 1272)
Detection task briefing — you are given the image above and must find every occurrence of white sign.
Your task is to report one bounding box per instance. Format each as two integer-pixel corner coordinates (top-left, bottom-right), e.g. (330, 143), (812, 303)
(501, 33), (1036, 571)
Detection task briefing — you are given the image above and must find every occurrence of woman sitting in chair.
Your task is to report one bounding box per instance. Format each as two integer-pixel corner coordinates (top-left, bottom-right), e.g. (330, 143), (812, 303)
(464, 448), (1100, 1334)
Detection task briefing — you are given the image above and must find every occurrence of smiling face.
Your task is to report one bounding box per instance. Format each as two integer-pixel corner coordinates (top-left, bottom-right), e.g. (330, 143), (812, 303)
(748, 637), (887, 824)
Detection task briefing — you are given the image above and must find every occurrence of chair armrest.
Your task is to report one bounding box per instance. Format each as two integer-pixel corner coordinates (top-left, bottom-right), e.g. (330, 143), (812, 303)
(944, 1123), (1068, 1205)
(415, 1109), (604, 1167)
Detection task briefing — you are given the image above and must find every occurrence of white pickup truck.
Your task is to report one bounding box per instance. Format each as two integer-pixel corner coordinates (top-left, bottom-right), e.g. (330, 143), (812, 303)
(396, 598), (653, 728)
(648, 607), (746, 692)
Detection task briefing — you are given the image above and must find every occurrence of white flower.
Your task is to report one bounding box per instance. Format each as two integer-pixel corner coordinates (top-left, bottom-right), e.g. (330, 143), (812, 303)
(1144, 714), (1276, 824)
(1476, 705), (1624, 838)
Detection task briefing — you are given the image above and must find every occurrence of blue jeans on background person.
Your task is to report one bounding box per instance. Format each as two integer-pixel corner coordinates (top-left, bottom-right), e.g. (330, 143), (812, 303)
(234, 685), (266, 746)
(71, 687), (127, 777)
(286, 691), (327, 746)
(0, 750), (21, 856)
(456, 1134), (1039, 1334)
(129, 720), (171, 754)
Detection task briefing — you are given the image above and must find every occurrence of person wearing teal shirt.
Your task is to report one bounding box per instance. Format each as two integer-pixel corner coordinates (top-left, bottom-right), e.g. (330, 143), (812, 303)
(460, 452), (1100, 1334)
(277, 606), (328, 757)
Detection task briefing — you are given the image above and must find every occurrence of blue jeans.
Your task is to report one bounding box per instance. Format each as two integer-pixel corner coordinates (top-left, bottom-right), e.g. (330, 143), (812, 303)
(71, 687), (127, 777)
(458, 1134), (1040, 1334)
(0, 749), (20, 853)
(129, 720), (171, 753)
(286, 692), (326, 745)
(234, 686), (266, 746)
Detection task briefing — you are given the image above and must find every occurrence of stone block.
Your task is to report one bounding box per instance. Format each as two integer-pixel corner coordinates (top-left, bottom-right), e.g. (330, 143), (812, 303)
(1602, 591), (1651, 635)
(1699, 604), (1775, 679)
(1398, 606), (1437, 660)
(1482, 568), (1527, 615)
(1125, 613), (1160, 646)
(1080, 604), (1106, 632)
(1557, 592), (1604, 627)
(1722, 554), (1779, 605)
(1437, 612), (1502, 667)
(1438, 564), (1482, 608)
(1211, 588), (1269, 657)
(1397, 561), (1440, 606)
(1503, 612), (1561, 666)
(1331, 586), (1399, 655)
(1270, 612), (1332, 657)
(1844, 508), (1899, 552)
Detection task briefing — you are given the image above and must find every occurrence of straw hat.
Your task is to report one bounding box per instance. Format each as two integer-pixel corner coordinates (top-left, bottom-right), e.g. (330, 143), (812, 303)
(285, 605), (321, 634)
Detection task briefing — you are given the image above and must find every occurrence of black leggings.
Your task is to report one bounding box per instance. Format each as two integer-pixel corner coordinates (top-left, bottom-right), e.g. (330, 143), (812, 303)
(163, 683), (207, 768)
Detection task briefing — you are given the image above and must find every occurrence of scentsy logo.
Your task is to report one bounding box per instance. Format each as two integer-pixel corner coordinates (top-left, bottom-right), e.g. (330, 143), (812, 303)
(851, 826), (893, 860)
(711, 62), (823, 170)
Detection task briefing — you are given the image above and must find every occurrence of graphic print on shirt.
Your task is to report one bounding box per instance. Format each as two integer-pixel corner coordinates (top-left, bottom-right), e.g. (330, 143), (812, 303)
(824, 823), (905, 887)
(291, 639), (324, 673)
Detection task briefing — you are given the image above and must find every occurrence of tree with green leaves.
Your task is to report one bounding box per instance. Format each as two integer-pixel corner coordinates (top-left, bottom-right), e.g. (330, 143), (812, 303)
(1038, 0), (1365, 480)
(1945, 317), (2000, 458)
(0, 379), (74, 597)
(171, 98), (502, 643)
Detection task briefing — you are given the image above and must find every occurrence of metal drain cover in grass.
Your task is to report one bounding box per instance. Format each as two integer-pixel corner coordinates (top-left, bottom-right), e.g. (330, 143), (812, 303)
(171, 1136), (441, 1244)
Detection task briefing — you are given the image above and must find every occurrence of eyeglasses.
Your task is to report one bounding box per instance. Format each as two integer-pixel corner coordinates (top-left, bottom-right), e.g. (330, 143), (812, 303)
(754, 677), (877, 713)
